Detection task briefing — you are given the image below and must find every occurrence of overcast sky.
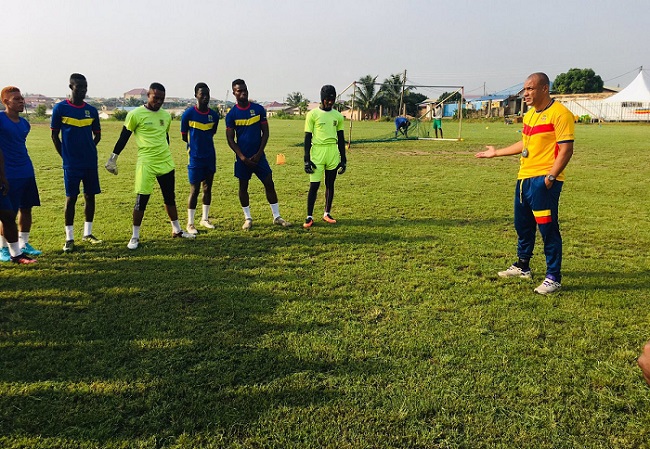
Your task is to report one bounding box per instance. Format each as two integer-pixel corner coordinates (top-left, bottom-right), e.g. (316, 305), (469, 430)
(3, 0), (648, 102)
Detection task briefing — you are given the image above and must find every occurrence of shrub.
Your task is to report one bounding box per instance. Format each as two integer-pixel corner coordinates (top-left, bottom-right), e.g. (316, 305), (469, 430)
(112, 109), (128, 121)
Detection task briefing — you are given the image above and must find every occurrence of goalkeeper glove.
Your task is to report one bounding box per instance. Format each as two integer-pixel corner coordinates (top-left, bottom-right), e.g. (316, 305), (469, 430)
(304, 160), (317, 174)
(105, 153), (119, 175)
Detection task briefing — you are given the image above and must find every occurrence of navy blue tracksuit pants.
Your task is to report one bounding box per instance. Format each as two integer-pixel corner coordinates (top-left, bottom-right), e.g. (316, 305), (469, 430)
(514, 176), (563, 281)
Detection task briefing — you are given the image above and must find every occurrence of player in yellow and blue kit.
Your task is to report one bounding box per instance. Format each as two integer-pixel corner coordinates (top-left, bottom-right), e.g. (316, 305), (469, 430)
(225, 79), (290, 230)
(476, 72), (574, 295)
(51, 73), (102, 252)
(303, 85), (347, 228)
(180, 82), (219, 234)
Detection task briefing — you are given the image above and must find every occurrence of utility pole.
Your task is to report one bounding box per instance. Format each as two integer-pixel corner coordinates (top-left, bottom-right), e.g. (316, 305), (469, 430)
(399, 69), (407, 116)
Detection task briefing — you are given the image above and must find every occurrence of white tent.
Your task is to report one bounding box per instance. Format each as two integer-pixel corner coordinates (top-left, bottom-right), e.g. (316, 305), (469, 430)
(556, 69), (650, 122)
(598, 69), (650, 121)
(603, 69), (650, 103)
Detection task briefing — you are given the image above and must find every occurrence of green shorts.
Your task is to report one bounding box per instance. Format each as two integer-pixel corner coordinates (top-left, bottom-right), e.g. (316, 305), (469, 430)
(134, 158), (175, 194)
(433, 119), (442, 130)
(309, 144), (340, 183)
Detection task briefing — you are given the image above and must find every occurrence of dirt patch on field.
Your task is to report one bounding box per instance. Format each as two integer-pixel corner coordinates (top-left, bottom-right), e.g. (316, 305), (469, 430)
(397, 151), (430, 156)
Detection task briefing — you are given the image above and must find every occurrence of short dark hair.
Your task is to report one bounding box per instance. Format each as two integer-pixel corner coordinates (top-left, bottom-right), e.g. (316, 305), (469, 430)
(149, 82), (166, 92)
(70, 73), (86, 83)
(529, 72), (550, 87)
(232, 79), (246, 88)
(194, 82), (209, 95)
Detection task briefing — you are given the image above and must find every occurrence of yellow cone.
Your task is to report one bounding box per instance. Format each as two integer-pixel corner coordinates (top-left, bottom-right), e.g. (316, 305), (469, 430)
(276, 153), (286, 165)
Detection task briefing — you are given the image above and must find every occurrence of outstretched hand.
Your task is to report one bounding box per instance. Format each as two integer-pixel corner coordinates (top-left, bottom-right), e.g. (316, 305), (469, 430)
(475, 146), (497, 158)
(304, 160), (317, 174)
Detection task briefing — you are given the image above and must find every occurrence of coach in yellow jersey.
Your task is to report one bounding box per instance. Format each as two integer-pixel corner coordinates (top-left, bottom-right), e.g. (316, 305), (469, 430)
(475, 72), (574, 295)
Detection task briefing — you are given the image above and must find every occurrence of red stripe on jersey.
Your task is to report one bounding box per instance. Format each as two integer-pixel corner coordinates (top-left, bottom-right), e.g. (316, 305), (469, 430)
(523, 123), (555, 136)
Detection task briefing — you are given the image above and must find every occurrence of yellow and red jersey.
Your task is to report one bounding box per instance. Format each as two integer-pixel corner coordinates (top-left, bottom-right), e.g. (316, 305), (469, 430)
(518, 101), (574, 181)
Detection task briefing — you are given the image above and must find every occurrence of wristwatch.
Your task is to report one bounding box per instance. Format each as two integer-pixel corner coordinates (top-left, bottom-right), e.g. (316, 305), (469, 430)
(546, 174), (556, 182)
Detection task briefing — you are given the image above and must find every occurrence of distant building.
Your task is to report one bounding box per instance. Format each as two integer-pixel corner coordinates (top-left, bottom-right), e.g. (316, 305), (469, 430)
(286, 101), (320, 116)
(123, 88), (147, 101)
(264, 101), (290, 117)
(24, 94), (54, 109)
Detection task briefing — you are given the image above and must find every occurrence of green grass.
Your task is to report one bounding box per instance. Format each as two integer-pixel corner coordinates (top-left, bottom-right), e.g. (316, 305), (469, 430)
(1, 118), (649, 448)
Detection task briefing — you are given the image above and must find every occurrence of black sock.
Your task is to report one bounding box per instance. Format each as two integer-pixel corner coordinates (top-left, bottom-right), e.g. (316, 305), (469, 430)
(516, 259), (530, 270)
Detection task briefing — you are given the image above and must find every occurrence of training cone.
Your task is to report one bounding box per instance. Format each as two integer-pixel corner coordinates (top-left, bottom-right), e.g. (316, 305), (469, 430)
(276, 153), (286, 165)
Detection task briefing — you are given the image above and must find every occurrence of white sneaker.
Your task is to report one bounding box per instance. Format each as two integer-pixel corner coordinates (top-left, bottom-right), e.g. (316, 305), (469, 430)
(498, 264), (532, 279)
(273, 216), (291, 227)
(242, 218), (253, 230)
(127, 237), (139, 250)
(186, 223), (198, 235)
(173, 231), (196, 239)
(199, 219), (215, 229)
(534, 277), (561, 295)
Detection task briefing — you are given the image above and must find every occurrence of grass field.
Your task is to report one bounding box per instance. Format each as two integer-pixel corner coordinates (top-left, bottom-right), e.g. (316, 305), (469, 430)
(1, 117), (650, 448)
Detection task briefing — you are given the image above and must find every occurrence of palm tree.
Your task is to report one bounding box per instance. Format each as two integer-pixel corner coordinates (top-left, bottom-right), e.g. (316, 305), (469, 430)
(286, 91), (307, 108)
(378, 73), (408, 117)
(352, 75), (380, 119)
(286, 92), (310, 116)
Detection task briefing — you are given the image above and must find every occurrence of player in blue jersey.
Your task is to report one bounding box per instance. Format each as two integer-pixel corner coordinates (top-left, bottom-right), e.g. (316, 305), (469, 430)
(225, 79), (290, 230)
(0, 86), (39, 264)
(51, 73), (102, 252)
(180, 82), (219, 234)
(394, 116), (410, 138)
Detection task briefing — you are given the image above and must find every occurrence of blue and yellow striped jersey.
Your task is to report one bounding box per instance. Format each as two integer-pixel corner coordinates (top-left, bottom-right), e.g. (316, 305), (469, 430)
(51, 100), (100, 169)
(225, 102), (267, 157)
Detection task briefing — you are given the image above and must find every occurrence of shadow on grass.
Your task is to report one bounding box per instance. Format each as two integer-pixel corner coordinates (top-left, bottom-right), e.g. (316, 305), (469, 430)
(0, 232), (393, 443)
(564, 269), (650, 291)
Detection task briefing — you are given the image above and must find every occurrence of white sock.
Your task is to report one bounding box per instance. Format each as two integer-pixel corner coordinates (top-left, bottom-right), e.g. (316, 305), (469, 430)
(188, 209), (196, 225)
(84, 222), (92, 236)
(1, 235), (7, 247)
(132, 225), (140, 239)
(243, 206), (252, 220)
(171, 220), (182, 234)
(19, 232), (29, 247)
(65, 225), (74, 241)
(270, 203), (280, 219)
(8, 241), (21, 258)
(202, 204), (210, 221)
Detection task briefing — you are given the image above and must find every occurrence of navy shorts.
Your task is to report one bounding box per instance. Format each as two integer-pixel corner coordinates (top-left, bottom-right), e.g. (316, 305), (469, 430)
(64, 168), (101, 197)
(188, 164), (216, 185)
(4, 177), (41, 212)
(0, 186), (12, 211)
(234, 155), (272, 181)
